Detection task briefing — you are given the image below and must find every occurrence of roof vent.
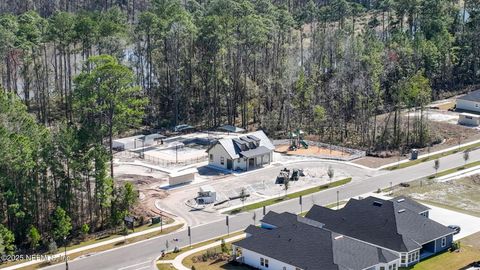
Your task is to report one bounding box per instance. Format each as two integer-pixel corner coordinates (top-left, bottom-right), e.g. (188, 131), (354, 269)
(334, 235), (344, 240)
(373, 201), (383, 207)
(397, 199), (405, 203)
(398, 209), (406, 213)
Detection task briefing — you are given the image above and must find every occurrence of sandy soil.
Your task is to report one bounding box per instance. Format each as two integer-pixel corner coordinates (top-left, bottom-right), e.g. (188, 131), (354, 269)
(115, 172), (172, 219)
(354, 119), (480, 168)
(392, 175), (480, 217)
(275, 144), (350, 157)
(463, 232), (480, 249)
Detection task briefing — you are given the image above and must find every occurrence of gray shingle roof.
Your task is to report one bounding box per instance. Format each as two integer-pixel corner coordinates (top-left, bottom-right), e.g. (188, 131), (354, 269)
(218, 125), (246, 133)
(208, 130), (274, 159)
(391, 196), (430, 214)
(306, 196), (454, 252)
(240, 146), (272, 158)
(457, 90), (480, 102)
(235, 214), (398, 270)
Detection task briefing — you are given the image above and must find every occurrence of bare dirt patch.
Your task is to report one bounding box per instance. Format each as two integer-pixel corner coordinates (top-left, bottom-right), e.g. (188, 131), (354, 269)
(131, 188), (171, 219)
(354, 120), (480, 168)
(462, 231), (480, 249)
(275, 144), (349, 157)
(392, 175), (480, 217)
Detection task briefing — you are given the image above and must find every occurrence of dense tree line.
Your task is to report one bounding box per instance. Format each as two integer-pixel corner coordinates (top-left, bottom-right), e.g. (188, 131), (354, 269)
(0, 0), (480, 255)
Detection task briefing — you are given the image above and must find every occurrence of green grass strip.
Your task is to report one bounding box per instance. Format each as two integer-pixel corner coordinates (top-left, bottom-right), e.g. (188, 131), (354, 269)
(384, 142), (480, 171)
(428, 160), (480, 179)
(224, 177), (352, 215)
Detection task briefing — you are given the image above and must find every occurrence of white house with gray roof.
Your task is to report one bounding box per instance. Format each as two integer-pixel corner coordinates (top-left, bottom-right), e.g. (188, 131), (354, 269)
(233, 212), (400, 270)
(456, 89), (480, 113)
(234, 196), (454, 270)
(206, 130), (274, 171)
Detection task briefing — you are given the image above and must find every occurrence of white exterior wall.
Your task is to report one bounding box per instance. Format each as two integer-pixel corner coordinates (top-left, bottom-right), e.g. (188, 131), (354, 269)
(234, 157), (248, 171)
(241, 249), (298, 270)
(457, 99), (480, 112)
(208, 144), (231, 170)
(239, 247), (399, 270)
(208, 142), (273, 171)
(458, 114), (480, 126)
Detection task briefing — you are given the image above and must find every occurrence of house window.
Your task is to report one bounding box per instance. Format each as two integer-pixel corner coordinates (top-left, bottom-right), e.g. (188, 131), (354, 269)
(220, 157), (224, 165)
(393, 263), (397, 270)
(265, 259), (269, 267)
(283, 267), (286, 270)
(441, 237), (446, 247)
(401, 254), (406, 264)
(389, 265), (393, 270)
(476, 104), (479, 108)
(209, 154), (213, 162)
(380, 267), (385, 270)
(260, 258), (264, 266)
(415, 251), (419, 261)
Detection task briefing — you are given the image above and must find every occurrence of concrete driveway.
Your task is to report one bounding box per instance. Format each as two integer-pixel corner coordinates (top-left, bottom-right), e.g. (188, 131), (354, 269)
(427, 204), (480, 241)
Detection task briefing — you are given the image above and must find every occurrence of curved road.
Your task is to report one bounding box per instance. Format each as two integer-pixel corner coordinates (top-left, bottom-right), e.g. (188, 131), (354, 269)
(44, 148), (480, 270)
(157, 160), (382, 226)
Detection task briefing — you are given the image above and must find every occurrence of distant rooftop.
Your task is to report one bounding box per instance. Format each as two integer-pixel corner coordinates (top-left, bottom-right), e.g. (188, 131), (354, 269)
(457, 89), (480, 102)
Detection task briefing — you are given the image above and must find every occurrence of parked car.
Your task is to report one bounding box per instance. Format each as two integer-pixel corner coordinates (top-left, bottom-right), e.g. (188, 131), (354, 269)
(472, 261), (480, 267)
(448, 225), (461, 235)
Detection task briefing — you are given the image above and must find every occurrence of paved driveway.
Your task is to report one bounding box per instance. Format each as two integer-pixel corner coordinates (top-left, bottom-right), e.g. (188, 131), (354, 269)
(427, 204), (480, 241)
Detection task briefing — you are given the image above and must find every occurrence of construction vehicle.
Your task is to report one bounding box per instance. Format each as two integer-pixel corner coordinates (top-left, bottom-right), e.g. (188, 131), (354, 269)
(275, 168), (304, 184)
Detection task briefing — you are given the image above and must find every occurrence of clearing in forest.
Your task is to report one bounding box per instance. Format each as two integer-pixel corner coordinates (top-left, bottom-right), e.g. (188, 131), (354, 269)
(275, 144), (350, 158)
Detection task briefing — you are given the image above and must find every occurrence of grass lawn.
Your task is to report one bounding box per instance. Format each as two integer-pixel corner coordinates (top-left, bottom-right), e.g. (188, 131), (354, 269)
(182, 244), (254, 270)
(158, 231), (245, 261)
(400, 247), (480, 270)
(224, 178), (352, 215)
(384, 142), (480, 171)
(428, 160), (480, 179)
(157, 263), (176, 270)
(400, 232), (480, 270)
(1, 224), (183, 270)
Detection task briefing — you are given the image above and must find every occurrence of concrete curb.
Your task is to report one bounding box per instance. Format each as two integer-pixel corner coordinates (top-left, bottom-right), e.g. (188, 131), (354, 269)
(156, 234), (246, 270)
(2, 221), (184, 270)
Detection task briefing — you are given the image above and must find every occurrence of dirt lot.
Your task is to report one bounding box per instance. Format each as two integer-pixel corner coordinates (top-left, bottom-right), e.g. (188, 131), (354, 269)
(275, 144), (350, 157)
(116, 172), (172, 219)
(354, 119), (480, 168)
(392, 175), (480, 217)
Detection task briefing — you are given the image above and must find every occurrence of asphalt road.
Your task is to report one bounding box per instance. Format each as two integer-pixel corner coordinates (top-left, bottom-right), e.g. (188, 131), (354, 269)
(157, 160), (383, 226)
(44, 148), (480, 270)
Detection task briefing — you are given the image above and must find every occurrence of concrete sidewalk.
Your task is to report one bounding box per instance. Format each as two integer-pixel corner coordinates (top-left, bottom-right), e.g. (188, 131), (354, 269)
(2, 220), (184, 270)
(157, 234), (246, 270)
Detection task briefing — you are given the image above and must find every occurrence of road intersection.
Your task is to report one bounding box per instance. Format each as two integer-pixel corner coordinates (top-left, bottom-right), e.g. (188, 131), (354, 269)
(38, 147), (480, 270)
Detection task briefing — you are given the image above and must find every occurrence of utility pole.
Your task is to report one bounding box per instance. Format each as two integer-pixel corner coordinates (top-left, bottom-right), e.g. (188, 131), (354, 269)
(299, 195), (303, 213)
(175, 144), (178, 164)
(188, 226), (191, 248)
(336, 190), (339, 210)
(160, 212), (163, 232)
(226, 216), (230, 236)
(64, 236), (69, 270)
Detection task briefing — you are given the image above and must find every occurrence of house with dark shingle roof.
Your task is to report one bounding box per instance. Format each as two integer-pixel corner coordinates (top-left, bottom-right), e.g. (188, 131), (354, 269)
(233, 212), (399, 270)
(233, 196), (453, 270)
(305, 196), (454, 267)
(206, 130), (274, 171)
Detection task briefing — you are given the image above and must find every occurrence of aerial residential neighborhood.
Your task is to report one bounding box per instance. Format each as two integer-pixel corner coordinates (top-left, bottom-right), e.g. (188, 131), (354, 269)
(1, 1), (480, 270)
